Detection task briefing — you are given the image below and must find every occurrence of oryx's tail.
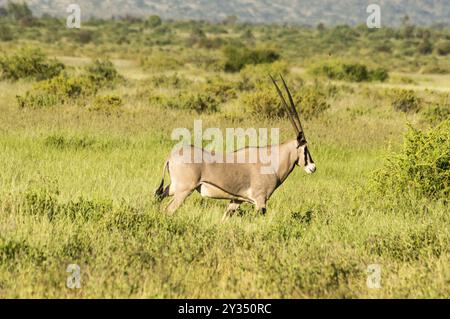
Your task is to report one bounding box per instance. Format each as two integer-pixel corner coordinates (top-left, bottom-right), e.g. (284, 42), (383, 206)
(154, 161), (169, 200)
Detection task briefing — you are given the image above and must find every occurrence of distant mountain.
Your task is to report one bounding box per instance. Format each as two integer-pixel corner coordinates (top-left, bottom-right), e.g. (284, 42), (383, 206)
(1, 0), (449, 26)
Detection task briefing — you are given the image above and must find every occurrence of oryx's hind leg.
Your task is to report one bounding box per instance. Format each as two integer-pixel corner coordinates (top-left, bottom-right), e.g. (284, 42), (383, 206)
(254, 197), (267, 215)
(165, 189), (194, 214)
(221, 200), (242, 223)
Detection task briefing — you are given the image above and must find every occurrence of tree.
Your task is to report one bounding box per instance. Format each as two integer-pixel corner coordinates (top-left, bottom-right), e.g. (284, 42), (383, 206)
(147, 15), (162, 28)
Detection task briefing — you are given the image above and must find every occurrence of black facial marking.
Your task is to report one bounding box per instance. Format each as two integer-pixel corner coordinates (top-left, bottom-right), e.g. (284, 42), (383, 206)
(304, 146), (309, 165)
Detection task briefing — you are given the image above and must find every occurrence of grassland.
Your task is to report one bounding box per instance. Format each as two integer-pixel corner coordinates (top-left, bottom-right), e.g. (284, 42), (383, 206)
(0, 10), (449, 298)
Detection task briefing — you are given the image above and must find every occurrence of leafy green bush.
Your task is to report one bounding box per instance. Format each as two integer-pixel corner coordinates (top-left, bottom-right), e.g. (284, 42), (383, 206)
(141, 52), (182, 71)
(73, 29), (94, 44)
(435, 41), (450, 56)
(238, 61), (289, 90)
(371, 120), (450, 201)
(223, 45), (280, 72)
(150, 92), (219, 113)
(240, 84), (329, 119)
(0, 24), (13, 41)
(422, 105), (450, 125)
(146, 15), (162, 28)
(311, 61), (388, 82)
(0, 48), (64, 81)
(150, 73), (191, 89)
(85, 59), (122, 87)
(16, 74), (98, 108)
(202, 77), (237, 103)
(89, 95), (123, 115)
(391, 89), (421, 113)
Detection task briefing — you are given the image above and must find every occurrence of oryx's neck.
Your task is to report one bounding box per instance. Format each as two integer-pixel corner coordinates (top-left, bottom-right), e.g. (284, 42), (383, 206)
(275, 139), (299, 184)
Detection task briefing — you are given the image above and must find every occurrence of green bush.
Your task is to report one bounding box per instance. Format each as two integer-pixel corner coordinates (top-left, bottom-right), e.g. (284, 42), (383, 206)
(16, 73), (98, 108)
(311, 61), (388, 82)
(435, 41), (450, 56)
(150, 92), (219, 113)
(238, 61), (289, 90)
(422, 105), (450, 125)
(0, 48), (64, 81)
(73, 29), (94, 44)
(0, 24), (13, 41)
(240, 84), (329, 119)
(150, 73), (191, 89)
(223, 45), (280, 72)
(371, 120), (450, 201)
(141, 52), (182, 71)
(89, 95), (123, 115)
(85, 59), (122, 87)
(369, 67), (389, 82)
(391, 89), (421, 113)
(202, 77), (237, 103)
(146, 15), (162, 28)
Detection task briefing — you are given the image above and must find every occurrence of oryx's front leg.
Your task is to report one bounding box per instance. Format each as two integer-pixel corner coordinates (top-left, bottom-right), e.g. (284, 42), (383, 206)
(221, 200), (242, 223)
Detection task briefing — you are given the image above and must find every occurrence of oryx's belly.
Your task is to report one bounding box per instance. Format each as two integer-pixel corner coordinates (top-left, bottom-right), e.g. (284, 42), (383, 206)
(199, 183), (244, 201)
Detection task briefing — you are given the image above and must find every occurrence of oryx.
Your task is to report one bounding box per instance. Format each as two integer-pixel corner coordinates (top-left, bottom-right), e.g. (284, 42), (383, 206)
(155, 75), (316, 221)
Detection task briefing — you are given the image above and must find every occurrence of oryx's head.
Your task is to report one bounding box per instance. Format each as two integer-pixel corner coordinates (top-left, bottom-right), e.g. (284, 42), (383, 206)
(270, 74), (316, 174)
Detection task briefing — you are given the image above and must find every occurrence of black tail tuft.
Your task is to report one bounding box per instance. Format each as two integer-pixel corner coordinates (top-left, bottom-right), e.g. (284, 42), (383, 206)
(154, 161), (168, 201)
(154, 179), (165, 200)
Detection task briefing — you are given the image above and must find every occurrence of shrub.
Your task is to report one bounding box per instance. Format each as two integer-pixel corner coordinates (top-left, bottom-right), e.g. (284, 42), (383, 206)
(223, 45), (280, 72)
(391, 89), (421, 113)
(0, 24), (13, 41)
(311, 61), (388, 82)
(151, 92), (219, 113)
(422, 105), (450, 125)
(89, 95), (123, 115)
(147, 15), (162, 28)
(240, 85), (285, 118)
(240, 84), (329, 119)
(0, 48), (64, 81)
(85, 59), (122, 87)
(238, 61), (289, 90)
(371, 120), (450, 201)
(141, 52), (182, 71)
(150, 73), (191, 89)
(73, 29), (94, 44)
(16, 73), (98, 108)
(435, 41), (450, 56)
(369, 67), (389, 82)
(202, 77), (238, 103)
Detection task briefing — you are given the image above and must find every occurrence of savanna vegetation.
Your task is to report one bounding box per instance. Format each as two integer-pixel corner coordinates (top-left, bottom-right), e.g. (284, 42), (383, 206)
(0, 3), (449, 298)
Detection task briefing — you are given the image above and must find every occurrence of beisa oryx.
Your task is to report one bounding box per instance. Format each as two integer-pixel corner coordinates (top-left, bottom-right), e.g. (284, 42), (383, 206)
(155, 75), (316, 221)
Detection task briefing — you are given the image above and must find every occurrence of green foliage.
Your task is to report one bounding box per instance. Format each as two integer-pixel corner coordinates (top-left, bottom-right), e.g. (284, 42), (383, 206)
(371, 120), (450, 201)
(89, 95), (123, 115)
(435, 41), (450, 56)
(391, 89), (421, 113)
(238, 61), (289, 90)
(149, 73), (191, 89)
(223, 45), (280, 72)
(0, 24), (13, 41)
(146, 15), (162, 28)
(73, 29), (94, 44)
(16, 73), (98, 108)
(311, 61), (388, 82)
(422, 104), (450, 125)
(240, 83), (329, 119)
(85, 59), (122, 87)
(141, 52), (182, 71)
(0, 48), (64, 81)
(150, 91), (219, 113)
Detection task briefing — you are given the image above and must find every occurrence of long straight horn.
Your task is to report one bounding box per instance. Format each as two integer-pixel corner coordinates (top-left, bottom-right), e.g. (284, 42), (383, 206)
(269, 74), (299, 135)
(279, 74), (304, 136)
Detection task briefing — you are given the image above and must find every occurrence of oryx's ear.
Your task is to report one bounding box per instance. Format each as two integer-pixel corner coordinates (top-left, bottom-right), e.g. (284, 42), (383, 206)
(296, 132), (307, 148)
